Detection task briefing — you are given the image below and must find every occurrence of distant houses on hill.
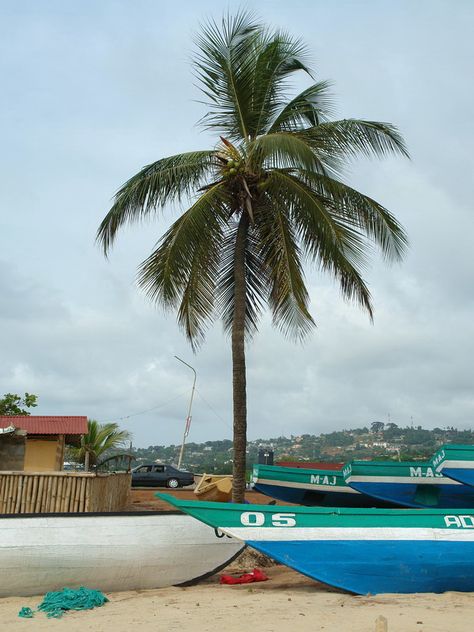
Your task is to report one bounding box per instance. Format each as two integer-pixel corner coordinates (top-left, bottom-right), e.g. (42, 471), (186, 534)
(131, 424), (474, 473)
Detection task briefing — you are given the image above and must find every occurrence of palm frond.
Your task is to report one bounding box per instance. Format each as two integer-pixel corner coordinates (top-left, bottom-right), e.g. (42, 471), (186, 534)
(299, 119), (410, 160)
(195, 13), (316, 142)
(268, 81), (335, 133)
(72, 420), (130, 466)
(253, 197), (315, 339)
(248, 32), (312, 137)
(296, 170), (408, 261)
(137, 184), (228, 347)
(194, 11), (262, 139)
(217, 218), (269, 339)
(268, 171), (374, 317)
(97, 151), (215, 254)
(249, 132), (327, 173)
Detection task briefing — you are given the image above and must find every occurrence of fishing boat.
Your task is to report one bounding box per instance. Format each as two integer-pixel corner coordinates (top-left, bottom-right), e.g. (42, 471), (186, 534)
(432, 444), (474, 487)
(0, 510), (243, 597)
(252, 464), (395, 507)
(158, 493), (474, 595)
(343, 460), (474, 508)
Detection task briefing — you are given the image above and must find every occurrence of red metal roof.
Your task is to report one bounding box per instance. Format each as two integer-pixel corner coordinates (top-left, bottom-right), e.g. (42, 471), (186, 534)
(0, 416), (87, 435)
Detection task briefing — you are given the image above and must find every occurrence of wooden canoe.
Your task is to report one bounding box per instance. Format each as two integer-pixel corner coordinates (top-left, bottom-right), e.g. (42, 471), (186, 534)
(194, 474), (232, 502)
(0, 510), (243, 597)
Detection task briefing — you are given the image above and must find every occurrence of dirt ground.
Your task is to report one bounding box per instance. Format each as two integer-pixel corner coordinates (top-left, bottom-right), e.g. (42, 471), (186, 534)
(128, 487), (294, 511)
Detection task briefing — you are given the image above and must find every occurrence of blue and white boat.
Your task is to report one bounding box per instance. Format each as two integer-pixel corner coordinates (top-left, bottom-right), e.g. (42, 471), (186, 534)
(343, 460), (474, 508)
(252, 464), (395, 507)
(158, 493), (474, 595)
(433, 444), (474, 487)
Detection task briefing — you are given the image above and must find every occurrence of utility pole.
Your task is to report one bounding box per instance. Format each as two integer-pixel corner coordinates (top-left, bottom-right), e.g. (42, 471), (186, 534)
(175, 356), (197, 470)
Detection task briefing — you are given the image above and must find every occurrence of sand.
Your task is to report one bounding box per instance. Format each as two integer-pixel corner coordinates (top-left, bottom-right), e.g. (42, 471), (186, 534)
(1, 562), (474, 632)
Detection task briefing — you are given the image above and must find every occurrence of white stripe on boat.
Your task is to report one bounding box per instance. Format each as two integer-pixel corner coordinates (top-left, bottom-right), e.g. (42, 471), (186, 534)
(256, 478), (359, 494)
(441, 460), (474, 469)
(347, 476), (461, 485)
(218, 526), (474, 542)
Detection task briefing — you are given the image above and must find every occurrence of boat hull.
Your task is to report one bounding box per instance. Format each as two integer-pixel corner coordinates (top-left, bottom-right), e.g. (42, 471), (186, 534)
(344, 460), (474, 508)
(252, 464), (395, 508)
(0, 511), (243, 597)
(442, 468), (474, 487)
(432, 445), (474, 488)
(254, 482), (392, 507)
(249, 539), (474, 595)
(346, 480), (474, 508)
(158, 494), (474, 595)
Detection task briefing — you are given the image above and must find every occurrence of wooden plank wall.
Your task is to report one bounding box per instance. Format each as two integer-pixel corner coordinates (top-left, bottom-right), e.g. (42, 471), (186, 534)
(0, 472), (131, 514)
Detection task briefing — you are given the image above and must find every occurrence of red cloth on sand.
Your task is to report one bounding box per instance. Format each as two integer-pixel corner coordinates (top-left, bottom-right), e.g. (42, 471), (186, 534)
(220, 568), (269, 585)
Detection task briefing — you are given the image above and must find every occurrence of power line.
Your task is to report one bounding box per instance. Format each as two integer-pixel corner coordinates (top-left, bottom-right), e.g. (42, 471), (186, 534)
(195, 388), (232, 431)
(96, 390), (189, 424)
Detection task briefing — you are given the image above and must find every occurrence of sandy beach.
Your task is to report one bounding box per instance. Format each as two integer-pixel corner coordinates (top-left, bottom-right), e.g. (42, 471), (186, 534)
(2, 559), (473, 632)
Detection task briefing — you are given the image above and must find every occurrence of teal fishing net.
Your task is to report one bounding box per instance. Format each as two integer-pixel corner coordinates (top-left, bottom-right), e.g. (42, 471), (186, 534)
(18, 587), (109, 619)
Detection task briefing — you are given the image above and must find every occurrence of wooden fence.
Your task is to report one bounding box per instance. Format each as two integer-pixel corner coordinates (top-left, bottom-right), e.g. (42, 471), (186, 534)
(0, 471), (131, 514)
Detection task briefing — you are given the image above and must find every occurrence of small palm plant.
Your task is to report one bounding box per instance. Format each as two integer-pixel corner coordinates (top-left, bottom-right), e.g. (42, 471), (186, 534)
(71, 419), (131, 471)
(97, 12), (409, 501)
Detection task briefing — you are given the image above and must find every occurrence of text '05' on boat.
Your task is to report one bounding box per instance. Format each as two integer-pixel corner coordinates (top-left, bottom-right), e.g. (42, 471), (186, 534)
(251, 464), (395, 507)
(343, 459), (474, 508)
(432, 444), (474, 487)
(158, 493), (474, 595)
(0, 511), (243, 597)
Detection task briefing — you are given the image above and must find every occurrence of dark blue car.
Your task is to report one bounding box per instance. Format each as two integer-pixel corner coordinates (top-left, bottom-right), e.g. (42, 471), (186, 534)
(131, 463), (195, 488)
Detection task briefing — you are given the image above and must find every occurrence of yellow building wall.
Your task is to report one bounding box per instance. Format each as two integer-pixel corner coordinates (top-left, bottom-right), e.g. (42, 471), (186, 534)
(24, 438), (61, 472)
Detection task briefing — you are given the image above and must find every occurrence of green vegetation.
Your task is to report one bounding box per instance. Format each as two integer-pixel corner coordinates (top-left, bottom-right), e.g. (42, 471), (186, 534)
(0, 393), (38, 416)
(69, 419), (131, 471)
(97, 12), (408, 501)
(132, 425), (474, 473)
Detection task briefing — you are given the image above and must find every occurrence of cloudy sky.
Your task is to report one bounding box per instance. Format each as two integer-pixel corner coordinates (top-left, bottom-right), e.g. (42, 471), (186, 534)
(1, 0), (473, 448)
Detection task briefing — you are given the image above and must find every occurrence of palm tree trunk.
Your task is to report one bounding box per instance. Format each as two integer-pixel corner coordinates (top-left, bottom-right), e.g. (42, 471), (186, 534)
(232, 212), (248, 503)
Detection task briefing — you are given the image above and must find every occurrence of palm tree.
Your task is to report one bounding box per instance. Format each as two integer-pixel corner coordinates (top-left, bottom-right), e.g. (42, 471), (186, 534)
(97, 13), (409, 502)
(71, 419), (130, 471)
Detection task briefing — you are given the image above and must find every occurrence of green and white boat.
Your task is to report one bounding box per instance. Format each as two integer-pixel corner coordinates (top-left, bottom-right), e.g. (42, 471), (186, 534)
(343, 459), (474, 508)
(432, 444), (474, 487)
(158, 493), (474, 594)
(252, 464), (394, 507)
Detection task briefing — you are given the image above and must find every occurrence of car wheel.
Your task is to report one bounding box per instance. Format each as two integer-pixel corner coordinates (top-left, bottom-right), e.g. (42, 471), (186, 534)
(167, 478), (180, 489)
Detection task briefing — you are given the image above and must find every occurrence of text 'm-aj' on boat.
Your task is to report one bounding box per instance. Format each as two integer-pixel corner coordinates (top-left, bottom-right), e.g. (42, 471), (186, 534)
(158, 493), (474, 595)
(0, 511), (243, 597)
(343, 459), (474, 508)
(432, 444), (474, 487)
(251, 464), (395, 507)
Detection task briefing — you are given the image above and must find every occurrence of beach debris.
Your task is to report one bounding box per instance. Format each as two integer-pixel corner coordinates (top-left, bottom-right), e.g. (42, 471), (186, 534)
(220, 568), (269, 585)
(18, 587), (109, 619)
(231, 547), (275, 569)
(375, 615), (388, 632)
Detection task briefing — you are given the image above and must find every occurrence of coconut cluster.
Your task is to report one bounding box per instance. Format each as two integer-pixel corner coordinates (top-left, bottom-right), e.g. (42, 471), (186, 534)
(223, 159), (244, 178)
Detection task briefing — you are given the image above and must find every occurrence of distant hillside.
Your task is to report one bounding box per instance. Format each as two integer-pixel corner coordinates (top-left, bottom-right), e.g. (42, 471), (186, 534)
(131, 423), (474, 473)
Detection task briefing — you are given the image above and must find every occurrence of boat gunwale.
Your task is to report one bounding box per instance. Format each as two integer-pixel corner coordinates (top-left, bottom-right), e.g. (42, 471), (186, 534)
(157, 493), (474, 517)
(348, 460), (436, 469)
(0, 510), (184, 519)
(253, 464), (345, 477)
